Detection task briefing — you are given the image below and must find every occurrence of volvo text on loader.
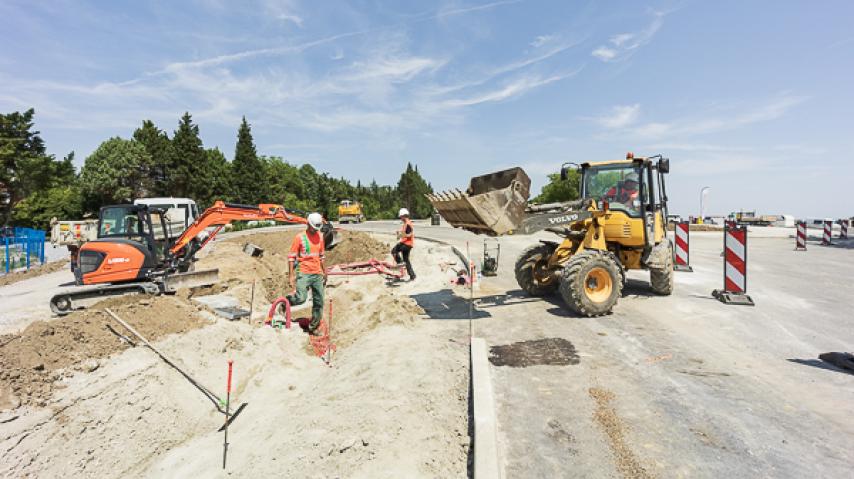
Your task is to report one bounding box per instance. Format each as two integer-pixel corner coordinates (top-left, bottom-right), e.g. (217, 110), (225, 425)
(428, 153), (673, 317)
(50, 201), (338, 315)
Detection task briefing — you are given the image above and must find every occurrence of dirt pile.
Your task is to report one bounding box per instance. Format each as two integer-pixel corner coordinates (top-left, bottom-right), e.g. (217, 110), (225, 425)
(194, 230), (391, 306)
(326, 286), (425, 349)
(0, 260), (69, 287)
(0, 295), (205, 409)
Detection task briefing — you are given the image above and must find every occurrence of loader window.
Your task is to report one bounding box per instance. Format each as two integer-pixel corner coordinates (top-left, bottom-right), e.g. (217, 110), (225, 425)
(583, 165), (643, 217)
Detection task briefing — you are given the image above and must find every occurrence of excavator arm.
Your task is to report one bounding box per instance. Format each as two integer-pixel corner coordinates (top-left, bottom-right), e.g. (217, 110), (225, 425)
(168, 201), (335, 267)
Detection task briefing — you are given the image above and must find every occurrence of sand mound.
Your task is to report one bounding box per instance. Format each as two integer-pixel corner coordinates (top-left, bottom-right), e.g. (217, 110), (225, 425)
(0, 295), (206, 409)
(194, 230), (392, 306)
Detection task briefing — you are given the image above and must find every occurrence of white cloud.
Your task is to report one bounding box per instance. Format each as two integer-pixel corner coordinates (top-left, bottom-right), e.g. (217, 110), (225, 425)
(442, 69), (581, 108)
(591, 47), (617, 61)
(601, 95), (810, 141)
(591, 11), (665, 62)
(610, 33), (634, 47)
(597, 104), (640, 128)
(530, 34), (556, 48)
(277, 13), (304, 27)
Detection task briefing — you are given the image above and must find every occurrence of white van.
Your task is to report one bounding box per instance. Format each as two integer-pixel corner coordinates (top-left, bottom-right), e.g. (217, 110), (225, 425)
(133, 197), (199, 239)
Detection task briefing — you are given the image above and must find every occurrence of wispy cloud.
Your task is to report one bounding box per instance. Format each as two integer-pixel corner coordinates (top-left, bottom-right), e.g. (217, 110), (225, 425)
(442, 71), (578, 108)
(596, 104), (640, 128)
(530, 34), (556, 48)
(591, 11), (665, 62)
(601, 95), (809, 141)
(277, 13), (304, 27)
(434, 0), (523, 19)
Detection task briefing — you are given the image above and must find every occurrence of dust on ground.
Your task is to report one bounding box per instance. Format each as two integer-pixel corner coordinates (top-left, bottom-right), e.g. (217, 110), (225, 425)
(0, 295), (206, 409)
(0, 229), (470, 478)
(589, 387), (654, 479)
(0, 260), (69, 287)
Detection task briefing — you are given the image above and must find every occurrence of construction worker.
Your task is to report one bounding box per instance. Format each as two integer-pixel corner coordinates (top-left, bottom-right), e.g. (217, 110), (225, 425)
(392, 208), (416, 280)
(286, 212), (327, 335)
(606, 172), (640, 212)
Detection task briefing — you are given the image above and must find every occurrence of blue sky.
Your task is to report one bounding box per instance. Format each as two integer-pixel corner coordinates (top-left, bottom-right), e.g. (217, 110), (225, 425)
(1, 0), (852, 218)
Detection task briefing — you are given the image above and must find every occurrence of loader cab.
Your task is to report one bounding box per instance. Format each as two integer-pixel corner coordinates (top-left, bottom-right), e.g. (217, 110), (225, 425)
(578, 154), (670, 249)
(97, 205), (173, 262)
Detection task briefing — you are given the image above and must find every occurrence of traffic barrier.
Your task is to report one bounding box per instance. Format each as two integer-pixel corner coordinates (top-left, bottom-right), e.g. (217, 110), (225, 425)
(822, 221), (832, 245)
(795, 221), (807, 251)
(712, 223), (754, 306)
(673, 221), (693, 272)
(841, 220), (849, 239)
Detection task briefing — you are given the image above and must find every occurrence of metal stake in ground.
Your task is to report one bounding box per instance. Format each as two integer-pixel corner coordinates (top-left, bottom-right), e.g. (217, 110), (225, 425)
(223, 360), (233, 469)
(249, 279), (256, 323)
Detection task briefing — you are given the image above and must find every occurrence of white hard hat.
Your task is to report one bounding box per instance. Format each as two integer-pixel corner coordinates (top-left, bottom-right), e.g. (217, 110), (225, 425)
(307, 212), (323, 230)
(398, 208), (410, 217)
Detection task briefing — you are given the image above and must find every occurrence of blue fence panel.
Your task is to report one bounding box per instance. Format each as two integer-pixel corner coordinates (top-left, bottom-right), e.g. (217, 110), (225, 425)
(2, 227), (46, 274)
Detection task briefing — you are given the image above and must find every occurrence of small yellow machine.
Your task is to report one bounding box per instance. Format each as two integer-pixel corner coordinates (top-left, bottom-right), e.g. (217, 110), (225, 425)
(428, 153), (674, 316)
(337, 199), (365, 224)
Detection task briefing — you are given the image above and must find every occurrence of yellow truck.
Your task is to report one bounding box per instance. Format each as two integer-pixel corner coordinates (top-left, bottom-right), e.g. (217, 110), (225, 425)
(338, 200), (365, 224)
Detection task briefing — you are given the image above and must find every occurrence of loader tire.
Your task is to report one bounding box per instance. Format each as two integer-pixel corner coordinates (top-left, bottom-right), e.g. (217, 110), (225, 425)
(649, 245), (674, 296)
(515, 243), (559, 296)
(559, 250), (622, 317)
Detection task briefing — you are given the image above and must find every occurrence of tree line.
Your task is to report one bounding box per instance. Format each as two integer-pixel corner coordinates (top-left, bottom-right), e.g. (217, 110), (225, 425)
(1, 109), (435, 230)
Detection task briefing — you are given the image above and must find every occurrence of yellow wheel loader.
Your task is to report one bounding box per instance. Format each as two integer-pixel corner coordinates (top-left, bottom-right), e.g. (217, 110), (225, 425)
(427, 153), (673, 317)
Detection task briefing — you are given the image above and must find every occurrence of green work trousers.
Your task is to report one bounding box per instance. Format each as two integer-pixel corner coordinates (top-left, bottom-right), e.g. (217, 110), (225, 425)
(287, 273), (325, 332)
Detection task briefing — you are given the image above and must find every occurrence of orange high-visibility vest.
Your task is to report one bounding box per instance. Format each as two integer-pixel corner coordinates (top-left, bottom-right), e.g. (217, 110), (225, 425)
(288, 230), (326, 274)
(401, 218), (415, 247)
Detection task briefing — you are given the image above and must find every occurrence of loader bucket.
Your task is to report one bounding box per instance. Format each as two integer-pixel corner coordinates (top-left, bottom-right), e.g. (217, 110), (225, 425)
(426, 167), (531, 236)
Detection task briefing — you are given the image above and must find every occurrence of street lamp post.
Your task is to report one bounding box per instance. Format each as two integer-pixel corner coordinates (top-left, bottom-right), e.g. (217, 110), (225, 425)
(700, 186), (711, 224)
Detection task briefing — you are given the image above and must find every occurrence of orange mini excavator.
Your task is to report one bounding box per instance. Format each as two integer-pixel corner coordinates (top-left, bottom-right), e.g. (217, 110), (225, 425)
(50, 201), (338, 315)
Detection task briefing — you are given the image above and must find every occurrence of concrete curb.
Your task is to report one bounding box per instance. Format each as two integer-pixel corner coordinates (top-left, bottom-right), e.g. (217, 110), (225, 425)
(471, 337), (502, 479)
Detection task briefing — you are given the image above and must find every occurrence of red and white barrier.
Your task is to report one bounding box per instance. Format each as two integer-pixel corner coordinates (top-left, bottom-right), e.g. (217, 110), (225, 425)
(841, 220), (849, 239)
(795, 221), (807, 251)
(712, 224), (754, 305)
(822, 221), (832, 245)
(673, 221), (693, 271)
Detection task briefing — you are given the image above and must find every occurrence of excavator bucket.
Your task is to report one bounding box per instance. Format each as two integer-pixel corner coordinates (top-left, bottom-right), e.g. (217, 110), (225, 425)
(427, 167), (531, 236)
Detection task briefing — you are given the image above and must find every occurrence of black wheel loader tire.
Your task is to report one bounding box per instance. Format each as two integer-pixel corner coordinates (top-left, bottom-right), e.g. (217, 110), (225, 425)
(559, 250), (622, 317)
(514, 243), (559, 296)
(649, 245), (674, 296)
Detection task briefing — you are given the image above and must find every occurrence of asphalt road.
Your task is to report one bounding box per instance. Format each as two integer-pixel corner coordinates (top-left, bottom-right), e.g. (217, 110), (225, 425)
(350, 220), (854, 478)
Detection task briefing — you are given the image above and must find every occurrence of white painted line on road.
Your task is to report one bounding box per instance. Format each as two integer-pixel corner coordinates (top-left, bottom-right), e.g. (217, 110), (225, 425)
(471, 337), (502, 479)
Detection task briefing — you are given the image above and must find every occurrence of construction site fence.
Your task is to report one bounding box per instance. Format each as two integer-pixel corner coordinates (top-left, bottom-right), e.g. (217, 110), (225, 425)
(3, 227), (46, 274)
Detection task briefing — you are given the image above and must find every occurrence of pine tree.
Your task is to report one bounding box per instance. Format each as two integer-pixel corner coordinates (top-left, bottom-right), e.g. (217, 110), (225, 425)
(133, 120), (174, 196)
(231, 116), (266, 204)
(170, 112), (205, 199)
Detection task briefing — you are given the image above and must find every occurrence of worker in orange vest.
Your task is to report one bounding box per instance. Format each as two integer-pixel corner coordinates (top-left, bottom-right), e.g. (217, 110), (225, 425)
(286, 212), (327, 335)
(392, 208), (416, 280)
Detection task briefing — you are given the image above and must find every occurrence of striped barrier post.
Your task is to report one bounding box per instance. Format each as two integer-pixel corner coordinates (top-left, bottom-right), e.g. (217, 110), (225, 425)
(822, 220), (832, 245)
(795, 221), (807, 251)
(673, 221), (693, 272)
(841, 220), (849, 239)
(712, 223), (754, 306)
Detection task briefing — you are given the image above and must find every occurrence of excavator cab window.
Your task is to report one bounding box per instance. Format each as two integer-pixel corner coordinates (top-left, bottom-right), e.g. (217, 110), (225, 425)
(98, 206), (150, 241)
(582, 164), (644, 217)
